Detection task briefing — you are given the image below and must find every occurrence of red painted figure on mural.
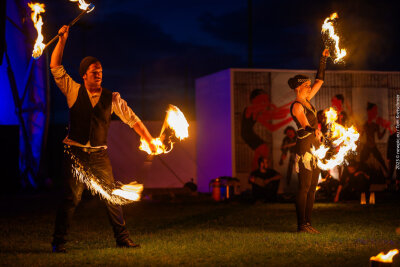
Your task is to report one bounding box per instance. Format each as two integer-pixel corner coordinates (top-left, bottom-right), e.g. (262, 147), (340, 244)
(331, 94), (350, 126)
(241, 89), (293, 170)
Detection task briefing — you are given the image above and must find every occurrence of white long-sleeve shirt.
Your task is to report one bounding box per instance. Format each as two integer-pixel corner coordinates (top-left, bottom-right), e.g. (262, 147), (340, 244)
(51, 65), (140, 148)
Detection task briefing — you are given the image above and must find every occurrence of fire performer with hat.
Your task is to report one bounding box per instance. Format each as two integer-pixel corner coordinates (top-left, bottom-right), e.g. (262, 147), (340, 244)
(50, 25), (157, 252)
(288, 48), (329, 234)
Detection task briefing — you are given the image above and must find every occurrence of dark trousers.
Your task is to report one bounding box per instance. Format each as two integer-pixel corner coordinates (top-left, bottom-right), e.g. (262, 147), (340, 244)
(252, 180), (280, 202)
(295, 161), (320, 226)
(52, 146), (129, 245)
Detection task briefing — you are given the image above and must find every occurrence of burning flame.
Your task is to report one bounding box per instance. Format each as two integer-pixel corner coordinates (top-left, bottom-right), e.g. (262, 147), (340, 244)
(139, 137), (171, 155)
(67, 148), (142, 205)
(112, 182), (143, 201)
(311, 108), (359, 170)
(70, 0), (94, 12)
(140, 105), (189, 155)
(166, 106), (189, 140)
(28, 2), (46, 59)
(322, 12), (347, 63)
(370, 249), (399, 263)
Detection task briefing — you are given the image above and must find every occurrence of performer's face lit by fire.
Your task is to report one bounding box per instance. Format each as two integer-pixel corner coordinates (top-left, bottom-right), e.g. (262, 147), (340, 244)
(296, 81), (311, 98)
(83, 62), (102, 88)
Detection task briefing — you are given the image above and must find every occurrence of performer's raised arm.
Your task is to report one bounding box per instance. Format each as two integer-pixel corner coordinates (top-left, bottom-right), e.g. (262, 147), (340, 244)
(50, 25), (69, 68)
(50, 26), (80, 108)
(307, 49), (329, 100)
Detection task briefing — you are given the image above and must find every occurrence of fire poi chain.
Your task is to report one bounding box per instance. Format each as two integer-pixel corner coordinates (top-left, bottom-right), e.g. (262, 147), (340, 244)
(311, 108), (360, 170)
(322, 12), (347, 63)
(139, 105), (189, 155)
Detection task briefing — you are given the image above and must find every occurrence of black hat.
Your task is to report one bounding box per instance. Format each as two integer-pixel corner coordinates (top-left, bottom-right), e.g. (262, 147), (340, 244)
(288, 75), (311, 90)
(79, 56), (100, 77)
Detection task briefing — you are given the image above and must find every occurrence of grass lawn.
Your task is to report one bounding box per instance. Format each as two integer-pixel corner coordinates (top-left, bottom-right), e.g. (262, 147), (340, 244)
(1, 193), (399, 266)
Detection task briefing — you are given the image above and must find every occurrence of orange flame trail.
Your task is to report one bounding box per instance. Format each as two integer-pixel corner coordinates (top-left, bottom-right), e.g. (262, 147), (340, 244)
(321, 12), (347, 63)
(67, 148), (142, 205)
(28, 2), (46, 59)
(370, 249), (399, 263)
(311, 108), (359, 170)
(112, 182), (143, 201)
(140, 105), (189, 155)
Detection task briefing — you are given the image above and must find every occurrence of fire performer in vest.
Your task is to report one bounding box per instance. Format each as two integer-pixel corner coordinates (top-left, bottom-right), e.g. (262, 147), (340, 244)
(50, 25), (157, 252)
(289, 49), (329, 234)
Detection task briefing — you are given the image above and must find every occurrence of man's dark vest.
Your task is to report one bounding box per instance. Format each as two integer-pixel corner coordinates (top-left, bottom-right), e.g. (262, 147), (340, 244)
(68, 84), (112, 146)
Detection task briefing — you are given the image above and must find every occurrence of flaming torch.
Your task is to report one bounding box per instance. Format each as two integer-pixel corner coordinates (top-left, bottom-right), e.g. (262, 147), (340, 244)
(139, 105), (189, 155)
(321, 12), (347, 63)
(30, 0), (95, 59)
(28, 3), (46, 59)
(43, 0), (95, 51)
(370, 249), (399, 267)
(311, 108), (359, 170)
(69, 0), (95, 12)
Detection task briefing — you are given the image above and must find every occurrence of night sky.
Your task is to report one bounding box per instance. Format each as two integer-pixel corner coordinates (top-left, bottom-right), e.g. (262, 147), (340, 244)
(41, 0), (400, 121)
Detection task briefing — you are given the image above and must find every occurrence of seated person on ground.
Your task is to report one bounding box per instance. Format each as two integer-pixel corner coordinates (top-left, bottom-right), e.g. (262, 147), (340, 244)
(334, 161), (370, 202)
(249, 157), (282, 202)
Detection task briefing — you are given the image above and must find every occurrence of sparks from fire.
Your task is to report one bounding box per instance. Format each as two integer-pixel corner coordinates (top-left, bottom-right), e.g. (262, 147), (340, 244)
(28, 2), (46, 59)
(321, 13), (347, 63)
(140, 105), (189, 155)
(311, 108), (359, 170)
(66, 148), (143, 205)
(370, 249), (399, 263)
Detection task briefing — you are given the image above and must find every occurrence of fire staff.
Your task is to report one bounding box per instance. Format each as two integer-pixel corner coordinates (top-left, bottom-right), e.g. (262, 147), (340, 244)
(50, 25), (156, 252)
(288, 49), (329, 234)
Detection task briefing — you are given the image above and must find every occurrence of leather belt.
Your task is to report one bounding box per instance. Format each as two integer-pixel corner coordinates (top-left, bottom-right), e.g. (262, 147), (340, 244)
(67, 145), (105, 153)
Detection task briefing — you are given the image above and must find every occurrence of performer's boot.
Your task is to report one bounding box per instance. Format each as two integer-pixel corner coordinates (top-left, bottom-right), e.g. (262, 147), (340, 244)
(305, 222), (321, 234)
(116, 238), (140, 248)
(297, 224), (314, 233)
